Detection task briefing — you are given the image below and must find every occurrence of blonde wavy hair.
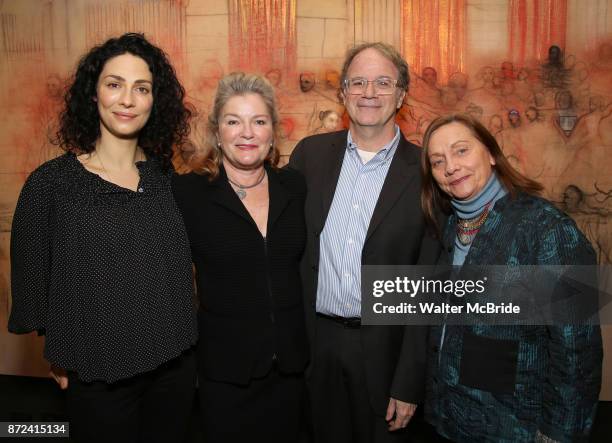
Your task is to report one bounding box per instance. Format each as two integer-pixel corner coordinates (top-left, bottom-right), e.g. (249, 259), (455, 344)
(190, 72), (280, 178)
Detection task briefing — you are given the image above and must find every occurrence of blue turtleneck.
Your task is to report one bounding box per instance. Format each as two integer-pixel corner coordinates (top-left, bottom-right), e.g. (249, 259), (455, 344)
(450, 172), (507, 265)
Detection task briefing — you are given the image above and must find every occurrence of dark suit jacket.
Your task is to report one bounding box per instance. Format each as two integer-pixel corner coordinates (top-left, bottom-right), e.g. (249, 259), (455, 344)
(289, 130), (441, 414)
(172, 165), (309, 385)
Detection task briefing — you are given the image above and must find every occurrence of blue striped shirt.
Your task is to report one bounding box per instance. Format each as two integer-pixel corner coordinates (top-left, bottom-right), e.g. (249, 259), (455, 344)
(316, 127), (401, 317)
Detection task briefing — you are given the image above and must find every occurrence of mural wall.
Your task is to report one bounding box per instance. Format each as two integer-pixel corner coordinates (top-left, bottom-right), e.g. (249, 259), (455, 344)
(1, 0), (612, 397)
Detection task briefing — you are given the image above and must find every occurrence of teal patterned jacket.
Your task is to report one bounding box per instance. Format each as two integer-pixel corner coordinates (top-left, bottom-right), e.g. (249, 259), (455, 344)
(425, 192), (603, 443)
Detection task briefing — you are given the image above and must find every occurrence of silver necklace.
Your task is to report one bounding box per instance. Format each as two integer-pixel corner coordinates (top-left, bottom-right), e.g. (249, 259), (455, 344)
(95, 149), (141, 183)
(227, 169), (266, 200)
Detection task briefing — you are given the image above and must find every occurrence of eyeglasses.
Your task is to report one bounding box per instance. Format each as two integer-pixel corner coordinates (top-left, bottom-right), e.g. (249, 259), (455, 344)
(343, 77), (399, 95)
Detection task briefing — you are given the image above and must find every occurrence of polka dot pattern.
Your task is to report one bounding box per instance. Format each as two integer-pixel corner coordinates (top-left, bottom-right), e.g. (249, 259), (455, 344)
(9, 153), (198, 383)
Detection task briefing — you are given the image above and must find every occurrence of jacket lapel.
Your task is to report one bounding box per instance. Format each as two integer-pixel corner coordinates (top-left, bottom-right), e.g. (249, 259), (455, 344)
(365, 137), (419, 242)
(317, 130), (348, 232)
(208, 166), (255, 226)
(206, 164), (293, 236)
(266, 165), (290, 234)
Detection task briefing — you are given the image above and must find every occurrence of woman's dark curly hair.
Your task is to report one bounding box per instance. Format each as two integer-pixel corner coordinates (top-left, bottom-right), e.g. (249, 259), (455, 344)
(56, 33), (191, 170)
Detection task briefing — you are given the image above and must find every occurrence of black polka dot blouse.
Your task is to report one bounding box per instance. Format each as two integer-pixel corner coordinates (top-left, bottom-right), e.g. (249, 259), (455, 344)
(9, 153), (198, 383)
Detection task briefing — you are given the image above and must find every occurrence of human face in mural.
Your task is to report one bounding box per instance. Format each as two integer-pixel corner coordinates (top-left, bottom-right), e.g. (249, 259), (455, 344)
(422, 67), (438, 87)
(95, 53), (154, 141)
(548, 45), (562, 64)
(525, 107), (539, 122)
(427, 122), (495, 201)
(217, 93), (273, 171)
(480, 66), (495, 85)
(46, 74), (63, 100)
(265, 69), (281, 87)
(488, 115), (503, 133)
(448, 72), (468, 100)
(501, 61), (514, 79)
(562, 185), (583, 212)
(325, 70), (340, 89)
(279, 118), (295, 140)
(321, 111), (340, 130)
(555, 91), (572, 110)
(508, 110), (521, 127)
(342, 48), (405, 133)
(299, 72), (315, 92)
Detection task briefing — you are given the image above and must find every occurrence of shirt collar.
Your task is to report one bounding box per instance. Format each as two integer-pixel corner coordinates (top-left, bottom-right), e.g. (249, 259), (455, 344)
(346, 125), (401, 161)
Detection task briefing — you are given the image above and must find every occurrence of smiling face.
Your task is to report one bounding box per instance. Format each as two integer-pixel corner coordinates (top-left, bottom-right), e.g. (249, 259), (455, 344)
(342, 48), (405, 132)
(217, 93), (273, 171)
(427, 122), (495, 201)
(96, 53), (153, 141)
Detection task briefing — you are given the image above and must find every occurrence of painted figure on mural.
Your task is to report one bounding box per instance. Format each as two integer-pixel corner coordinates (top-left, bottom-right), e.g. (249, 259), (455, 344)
(589, 41), (612, 102)
(265, 67), (293, 113)
(541, 44), (571, 90)
(554, 89), (578, 138)
(290, 42), (441, 443)
(497, 110), (526, 175)
(557, 184), (612, 264)
(8, 33), (197, 443)
(507, 108), (521, 128)
(309, 109), (341, 135)
(465, 102), (484, 121)
(571, 95), (612, 147)
(525, 106), (542, 123)
(514, 67), (535, 103)
(445, 71), (470, 112)
(488, 114), (504, 140)
(410, 66), (442, 109)
(277, 117), (297, 167)
(464, 66), (503, 120)
(182, 58), (226, 172)
(299, 71), (316, 93)
(21, 73), (66, 175)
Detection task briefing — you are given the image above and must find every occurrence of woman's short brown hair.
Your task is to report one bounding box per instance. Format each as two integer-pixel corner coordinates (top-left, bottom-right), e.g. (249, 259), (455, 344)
(420, 113), (543, 235)
(190, 72), (280, 178)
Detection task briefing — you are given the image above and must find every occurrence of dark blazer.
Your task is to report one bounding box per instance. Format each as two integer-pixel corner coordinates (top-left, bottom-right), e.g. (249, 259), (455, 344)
(289, 129), (441, 414)
(171, 165), (309, 385)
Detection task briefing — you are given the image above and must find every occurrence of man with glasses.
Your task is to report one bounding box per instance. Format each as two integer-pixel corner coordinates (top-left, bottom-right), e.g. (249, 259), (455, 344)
(289, 42), (440, 442)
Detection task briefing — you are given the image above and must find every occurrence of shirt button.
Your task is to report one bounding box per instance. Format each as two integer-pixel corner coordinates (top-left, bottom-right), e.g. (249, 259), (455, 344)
(346, 303), (351, 308)
(348, 239), (354, 245)
(344, 273), (350, 279)
(353, 204), (359, 210)
(138, 187), (144, 193)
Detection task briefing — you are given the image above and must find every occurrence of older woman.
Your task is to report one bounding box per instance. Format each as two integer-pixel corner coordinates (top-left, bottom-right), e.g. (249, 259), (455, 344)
(171, 72), (308, 442)
(9, 34), (197, 443)
(420, 114), (602, 442)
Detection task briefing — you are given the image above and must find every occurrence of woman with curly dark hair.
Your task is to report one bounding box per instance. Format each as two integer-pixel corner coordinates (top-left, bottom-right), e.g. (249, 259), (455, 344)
(8, 33), (197, 443)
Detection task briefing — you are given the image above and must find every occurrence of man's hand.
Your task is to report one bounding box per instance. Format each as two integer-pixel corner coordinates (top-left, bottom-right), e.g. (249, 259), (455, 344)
(49, 365), (69, 390)
(386, 397), (417, 431)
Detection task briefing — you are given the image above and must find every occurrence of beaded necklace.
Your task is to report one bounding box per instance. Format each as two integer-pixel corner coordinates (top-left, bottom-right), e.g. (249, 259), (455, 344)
(456, 202), (491, 245)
